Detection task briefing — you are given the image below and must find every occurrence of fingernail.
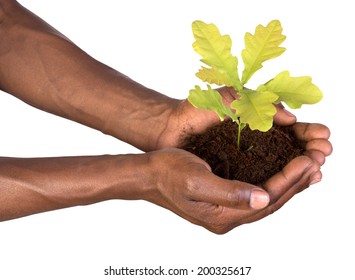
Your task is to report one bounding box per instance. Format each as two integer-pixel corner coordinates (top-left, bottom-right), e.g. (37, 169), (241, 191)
(250, 189), (270, 209)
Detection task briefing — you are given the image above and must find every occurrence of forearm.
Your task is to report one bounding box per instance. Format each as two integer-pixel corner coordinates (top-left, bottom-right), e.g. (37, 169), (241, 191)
(0, 154), (150, 221)
(0, 1), (178, 151)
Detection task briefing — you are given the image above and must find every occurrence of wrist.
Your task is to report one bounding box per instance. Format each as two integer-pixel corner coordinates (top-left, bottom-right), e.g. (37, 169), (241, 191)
(100, 82), (180, 152)
(105, 153), (154, 201)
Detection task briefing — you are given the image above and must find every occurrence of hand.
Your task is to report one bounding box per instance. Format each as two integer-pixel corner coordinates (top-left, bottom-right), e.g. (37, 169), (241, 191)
(143, 125), (331, 234)
(142, 148), (270, 233)
(156, 87), (299, 149)
(150, 86), (332, 233)
(236, 122), (332, 227)
(157, 86), (332, 170)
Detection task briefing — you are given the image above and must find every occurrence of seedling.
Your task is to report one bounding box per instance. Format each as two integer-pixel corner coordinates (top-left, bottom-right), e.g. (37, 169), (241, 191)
(188, 20), (323, 148)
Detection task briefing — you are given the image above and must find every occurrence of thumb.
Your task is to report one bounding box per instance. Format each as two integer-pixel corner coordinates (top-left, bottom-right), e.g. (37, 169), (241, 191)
(194, 172), (270, 210)
(273, 103), (297, 126)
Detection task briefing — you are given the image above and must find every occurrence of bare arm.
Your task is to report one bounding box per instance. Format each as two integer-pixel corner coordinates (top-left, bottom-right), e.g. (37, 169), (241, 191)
(0, 150), (276, 231)
(0, 154), (148, 221)
(0, 1), (332, 233)
(0, 0), (178, 152)
(0, 1), (314, 151)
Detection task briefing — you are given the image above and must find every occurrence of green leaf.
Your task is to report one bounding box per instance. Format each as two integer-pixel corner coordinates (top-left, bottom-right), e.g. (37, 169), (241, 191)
(231, 89), (278, 131)
(192, 20), (242, 91)
(257, 70), (323, 109)
(188, 85), (237, 121)
(196, 66), (231, 86)
(241, 20), (286, 85)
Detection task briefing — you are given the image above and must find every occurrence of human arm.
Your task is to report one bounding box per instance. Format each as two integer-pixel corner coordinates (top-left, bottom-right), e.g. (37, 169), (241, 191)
(0, 0), (178, 152)
(0, 151), (272, 226)
(0, 154), (147, 221)
(0, 1), (330, 154)
(0, 1), (332, 233)
(0, 141), (328, 234)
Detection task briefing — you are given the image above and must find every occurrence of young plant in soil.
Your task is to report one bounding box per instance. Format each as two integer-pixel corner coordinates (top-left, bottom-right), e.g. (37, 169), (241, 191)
(182, 20), (323, 185)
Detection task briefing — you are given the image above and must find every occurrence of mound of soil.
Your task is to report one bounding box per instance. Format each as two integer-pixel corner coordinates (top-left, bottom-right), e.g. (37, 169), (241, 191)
(182, 120), (305, 185)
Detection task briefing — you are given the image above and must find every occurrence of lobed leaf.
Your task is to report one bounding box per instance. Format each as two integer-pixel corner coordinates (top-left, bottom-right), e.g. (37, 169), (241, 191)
(231, 89), (278, 131)
(188, 85), (237, 121)
(196, 66), (230, 86)
(241, 20), (286, 85)
(257, 70), (323, 109)
(192, 20), (242, 91)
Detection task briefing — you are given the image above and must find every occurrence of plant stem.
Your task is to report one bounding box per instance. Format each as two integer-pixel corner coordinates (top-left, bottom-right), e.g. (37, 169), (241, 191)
(236, 121), (246, 149)
(237, 122), (243, 149)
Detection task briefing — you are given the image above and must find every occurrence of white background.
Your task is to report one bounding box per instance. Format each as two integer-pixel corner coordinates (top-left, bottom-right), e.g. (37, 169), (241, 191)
(0, 0), (353, 279)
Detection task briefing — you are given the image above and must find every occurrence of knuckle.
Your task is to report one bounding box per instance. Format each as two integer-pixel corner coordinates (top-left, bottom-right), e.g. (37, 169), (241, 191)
(185, 175), (203, 196)
(225, 190), (241, 204)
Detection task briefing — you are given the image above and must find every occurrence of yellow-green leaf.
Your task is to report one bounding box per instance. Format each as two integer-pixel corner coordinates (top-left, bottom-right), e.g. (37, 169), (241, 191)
(196, 66), (229, 86)
(192, 20), (242, 91)
(231, 89), (278, 131)
(188, 85), (237, 121)
(257, 70), (323, 109)
(241, 20), (286, 85)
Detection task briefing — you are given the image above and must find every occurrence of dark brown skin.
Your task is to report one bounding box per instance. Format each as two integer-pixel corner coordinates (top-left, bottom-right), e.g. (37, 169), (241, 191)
(0, 0), (332, 234)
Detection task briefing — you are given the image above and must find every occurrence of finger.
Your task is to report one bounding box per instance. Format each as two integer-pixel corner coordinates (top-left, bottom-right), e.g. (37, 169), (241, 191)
(273, 103), (297, 126)
(217, 86), (238, 104)
(232, 156), (321, 226)
(199, 154), (324, 232)
(188, 172), (270, 210)
(304, 149), (326, 166)
(305, 139), (333, 157)
(149, 181), (254, 234)
(293, 123), (331, 141)
(181, 201), (261, 234)
(262, 156), (321, 201)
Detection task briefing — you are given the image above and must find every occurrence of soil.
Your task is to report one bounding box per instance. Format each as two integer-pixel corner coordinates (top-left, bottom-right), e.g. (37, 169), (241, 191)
(182, 120), (305, 185)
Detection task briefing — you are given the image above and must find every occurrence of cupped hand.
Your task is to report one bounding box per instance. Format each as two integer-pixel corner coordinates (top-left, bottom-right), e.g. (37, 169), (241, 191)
(156, 87), (299, 149)
(142, 148), (270, 234)
(160, 86), (332, 164)
(143, 126), (331, 234)
(150, 87), (332, 233)
(231, 122), (331, 230)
